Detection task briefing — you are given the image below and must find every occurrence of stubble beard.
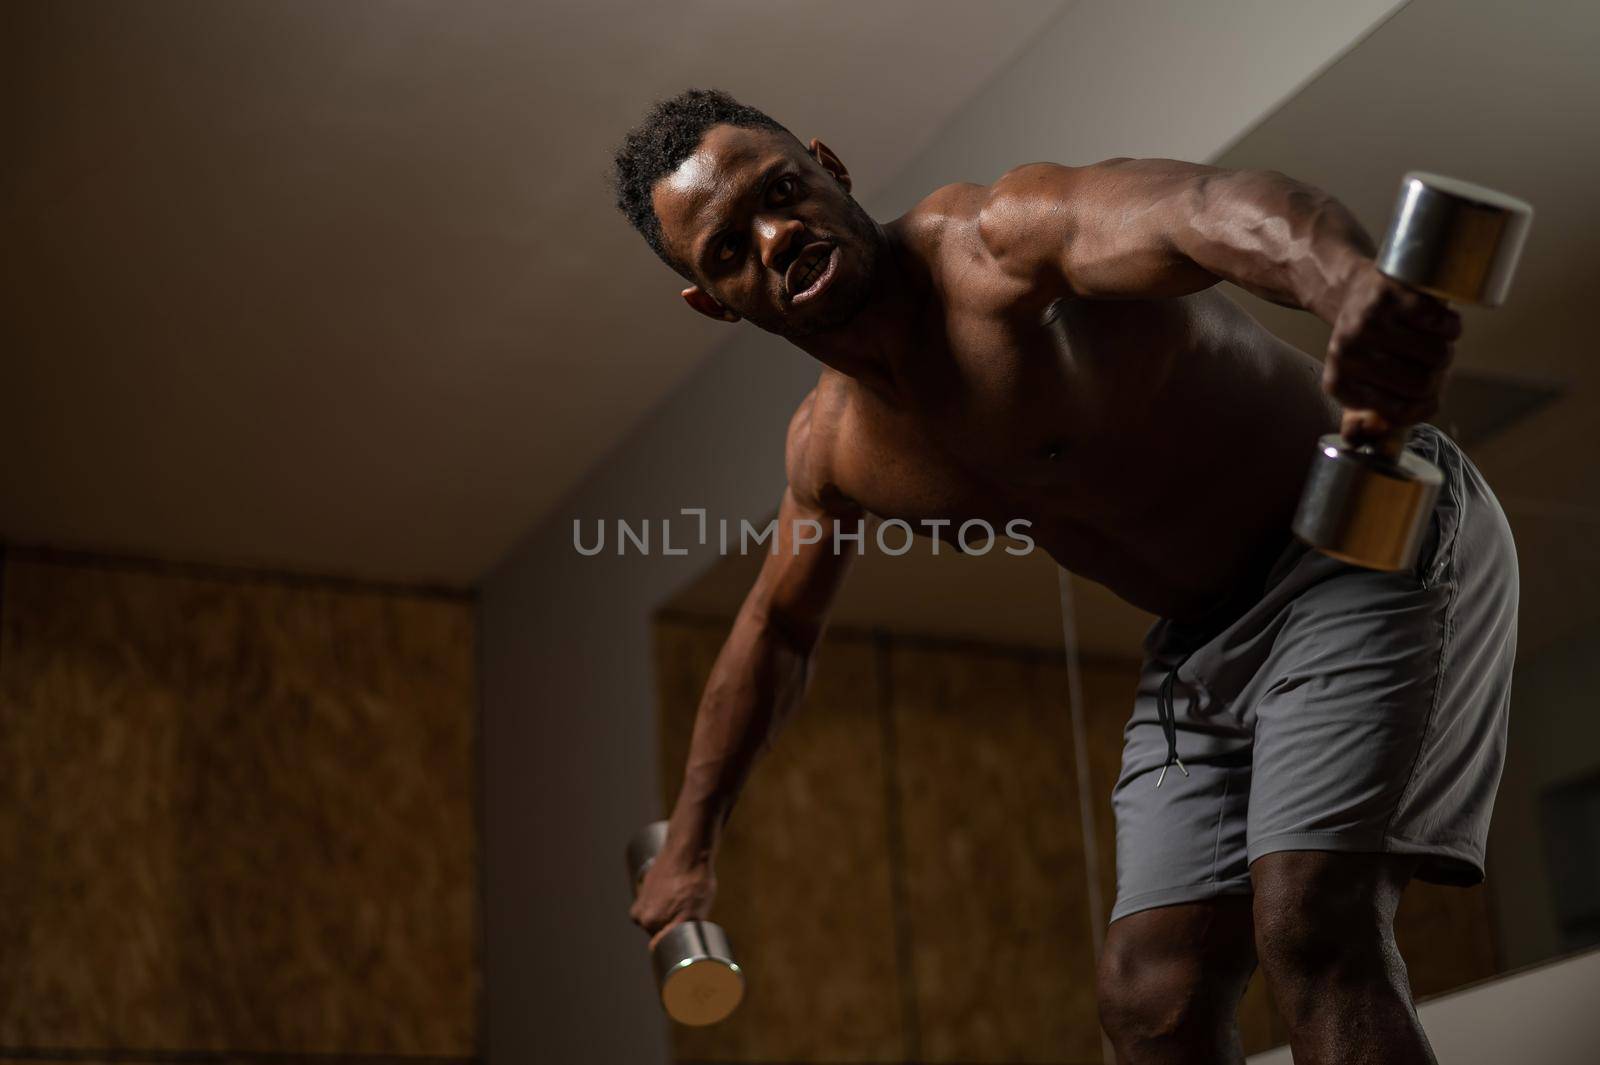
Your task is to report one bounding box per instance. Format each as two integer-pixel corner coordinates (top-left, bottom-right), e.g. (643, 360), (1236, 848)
(771, 200), (883, 341)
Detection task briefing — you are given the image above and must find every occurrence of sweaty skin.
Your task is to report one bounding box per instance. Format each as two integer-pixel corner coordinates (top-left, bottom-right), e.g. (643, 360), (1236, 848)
(629, 124), (1460, 948)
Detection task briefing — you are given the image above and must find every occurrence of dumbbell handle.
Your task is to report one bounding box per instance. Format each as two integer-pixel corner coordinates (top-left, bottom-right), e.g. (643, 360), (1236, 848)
(1340, 400), (1416, 465)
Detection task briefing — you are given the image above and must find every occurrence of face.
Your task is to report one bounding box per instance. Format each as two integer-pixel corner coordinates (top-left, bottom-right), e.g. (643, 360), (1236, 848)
(651, 124), (882, 339)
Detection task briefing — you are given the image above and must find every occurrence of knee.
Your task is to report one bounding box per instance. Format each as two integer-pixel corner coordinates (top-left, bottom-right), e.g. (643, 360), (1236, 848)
(1253, 856), (1405, 996)
(1096, 924), (1223, 1048)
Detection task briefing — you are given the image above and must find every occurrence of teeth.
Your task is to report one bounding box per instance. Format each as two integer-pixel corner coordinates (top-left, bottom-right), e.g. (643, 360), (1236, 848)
(795, 250), (826, 294)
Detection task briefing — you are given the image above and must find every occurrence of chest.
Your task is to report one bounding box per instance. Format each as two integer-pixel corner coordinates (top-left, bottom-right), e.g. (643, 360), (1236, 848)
(927, 296), (1189, 473)
(828, 296), (1195, 525)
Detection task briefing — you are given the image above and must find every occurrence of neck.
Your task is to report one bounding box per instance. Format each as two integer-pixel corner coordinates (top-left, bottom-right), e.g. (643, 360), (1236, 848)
(790, 221), (927, 392)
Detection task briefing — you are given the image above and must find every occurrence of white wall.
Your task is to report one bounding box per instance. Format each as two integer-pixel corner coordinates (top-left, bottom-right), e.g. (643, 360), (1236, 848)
(1247, 947), (1600, 1065)
(479, 2), (1407, 1061)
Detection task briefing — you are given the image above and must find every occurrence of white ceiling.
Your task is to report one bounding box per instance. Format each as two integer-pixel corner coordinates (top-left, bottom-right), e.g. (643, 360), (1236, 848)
(667, 0), (1600, 662)
(0, 0), (1070, 585)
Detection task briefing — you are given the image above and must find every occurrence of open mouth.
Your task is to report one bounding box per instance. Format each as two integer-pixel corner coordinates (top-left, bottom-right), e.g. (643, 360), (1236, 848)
(785, 242), (837, 304)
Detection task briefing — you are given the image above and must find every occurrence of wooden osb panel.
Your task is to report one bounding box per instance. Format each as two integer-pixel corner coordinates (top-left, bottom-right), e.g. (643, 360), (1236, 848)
(0, 1058), (477, 1065)
(0, 1055), (473, 1061)
(0, 557), (479, 1056)
(654, 620), (904, 1062)
(889, 644), (1102, 1063)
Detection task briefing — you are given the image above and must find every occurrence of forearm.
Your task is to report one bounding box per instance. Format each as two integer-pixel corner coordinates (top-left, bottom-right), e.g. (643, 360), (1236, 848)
(1181, 168), (1377, 323)
(666, 601), (815, 862)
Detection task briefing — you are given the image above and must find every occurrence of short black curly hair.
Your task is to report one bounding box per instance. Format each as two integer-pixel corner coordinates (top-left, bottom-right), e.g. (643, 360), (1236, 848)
(613, 88), (795, 275)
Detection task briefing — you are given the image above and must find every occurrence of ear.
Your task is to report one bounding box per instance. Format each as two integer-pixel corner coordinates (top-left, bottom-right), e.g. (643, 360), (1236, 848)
(681, 285), (739, 322)
(808, 138), (852, 193)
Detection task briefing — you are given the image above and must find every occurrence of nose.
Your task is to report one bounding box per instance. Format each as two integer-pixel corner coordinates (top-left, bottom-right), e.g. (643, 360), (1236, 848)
(756, 215), (805, 272)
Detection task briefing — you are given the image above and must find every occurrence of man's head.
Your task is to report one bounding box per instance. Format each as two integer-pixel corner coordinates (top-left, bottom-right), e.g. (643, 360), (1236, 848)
(612, 88), (882, 339)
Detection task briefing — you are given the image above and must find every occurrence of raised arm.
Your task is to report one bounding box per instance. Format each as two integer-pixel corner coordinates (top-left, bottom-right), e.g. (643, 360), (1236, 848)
(980, 159), (1461, 438)
(630, 397), (860, 942)
(979, 158), (1376, 318)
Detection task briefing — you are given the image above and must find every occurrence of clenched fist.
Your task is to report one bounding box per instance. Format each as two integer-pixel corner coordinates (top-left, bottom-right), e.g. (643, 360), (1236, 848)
(630, 840), (717, 950)
(1324, 259), (1462, 444)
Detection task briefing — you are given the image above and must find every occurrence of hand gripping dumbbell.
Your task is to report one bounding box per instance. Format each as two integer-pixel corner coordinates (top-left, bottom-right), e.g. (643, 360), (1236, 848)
(626, 821), (745, 1026)
(1293, 172), (1533, 570)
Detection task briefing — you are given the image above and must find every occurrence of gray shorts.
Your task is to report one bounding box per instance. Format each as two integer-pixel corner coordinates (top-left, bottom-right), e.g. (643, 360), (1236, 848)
(1110, 424), (1518, 924)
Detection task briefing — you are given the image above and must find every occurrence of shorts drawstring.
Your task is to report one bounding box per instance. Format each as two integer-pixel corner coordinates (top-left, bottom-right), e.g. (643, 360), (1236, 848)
(1156, 650), (1194, 788)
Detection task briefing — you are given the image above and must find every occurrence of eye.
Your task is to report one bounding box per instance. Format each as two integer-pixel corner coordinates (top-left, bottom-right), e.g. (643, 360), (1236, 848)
(717, 233), (742, 262)
(770, 175), (797, 203)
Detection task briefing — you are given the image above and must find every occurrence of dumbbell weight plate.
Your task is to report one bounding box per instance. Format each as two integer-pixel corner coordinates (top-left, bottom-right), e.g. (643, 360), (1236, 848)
(1376, 172), (1533, 307)
(654, 920), (745, 1026)
(627, 820), (671, 886)
(1293, 434), (1443, 571)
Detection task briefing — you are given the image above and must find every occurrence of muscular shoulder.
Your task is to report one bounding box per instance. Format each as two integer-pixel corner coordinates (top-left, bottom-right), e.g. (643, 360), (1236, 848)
(973, 160), (1126, 281)
(894, 181), (989, 258)
(893, 163), (1128, 296)
(897, 178), (1071, 311)
(980, 157), (1225, 273)
(783, 376), (860, 517)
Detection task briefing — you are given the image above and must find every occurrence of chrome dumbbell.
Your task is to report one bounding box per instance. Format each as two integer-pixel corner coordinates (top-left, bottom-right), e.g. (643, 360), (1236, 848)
(1294, 171), (1533, 570)
(626, 821), (745, 1026)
